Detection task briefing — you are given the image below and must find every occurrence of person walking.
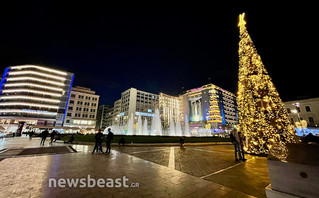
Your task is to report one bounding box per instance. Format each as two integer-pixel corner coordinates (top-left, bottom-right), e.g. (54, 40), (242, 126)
(40, 129), (49, 146)
(105, 128), (114, 154)
(92, 130), (103, 154)
(49, 130), (57, 145)
(64, 134), (74, 144)
(230, 128), (242, 161)
(179, 137), (185, 147)
(29, 130), (34, 140)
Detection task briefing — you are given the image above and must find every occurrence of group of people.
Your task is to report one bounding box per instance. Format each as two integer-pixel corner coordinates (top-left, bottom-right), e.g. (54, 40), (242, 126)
(92, 128), (114, 154)
(230, 128), (247, 161)
(38, 129), (72, 145)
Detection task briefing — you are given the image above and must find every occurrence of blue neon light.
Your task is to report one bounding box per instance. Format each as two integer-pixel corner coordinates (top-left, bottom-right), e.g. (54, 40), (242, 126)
(135, 112), (153, 117)
(218, 92), (226, 125)
(0, 67), (9, 94)
(62, 74), (74, 123)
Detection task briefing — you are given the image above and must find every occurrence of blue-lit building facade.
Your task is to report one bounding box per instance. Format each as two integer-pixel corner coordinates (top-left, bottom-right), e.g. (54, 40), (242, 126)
(181, 84), (237, 130)
(0, 65), (73, 130)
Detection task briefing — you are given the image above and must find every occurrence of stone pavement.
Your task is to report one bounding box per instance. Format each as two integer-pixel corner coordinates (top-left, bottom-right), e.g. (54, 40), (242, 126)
(0, 137), (270, 197)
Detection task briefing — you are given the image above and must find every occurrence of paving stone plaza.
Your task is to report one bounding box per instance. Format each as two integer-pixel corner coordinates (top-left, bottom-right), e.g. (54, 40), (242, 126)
(0, 137), (270, 198)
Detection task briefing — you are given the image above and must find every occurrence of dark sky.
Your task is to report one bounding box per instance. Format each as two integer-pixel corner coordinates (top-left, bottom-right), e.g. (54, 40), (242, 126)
(0, 3), (317, 105)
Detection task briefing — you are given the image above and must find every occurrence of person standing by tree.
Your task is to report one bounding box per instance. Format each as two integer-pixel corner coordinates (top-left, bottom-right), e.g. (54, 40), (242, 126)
(105, 128), (114, 154)
(230, 128), (242, 161)
(238, 131), (247, 161)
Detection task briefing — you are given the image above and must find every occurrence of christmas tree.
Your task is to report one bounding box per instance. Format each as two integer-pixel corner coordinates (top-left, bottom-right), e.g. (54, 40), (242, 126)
(237, 13), (298, 155)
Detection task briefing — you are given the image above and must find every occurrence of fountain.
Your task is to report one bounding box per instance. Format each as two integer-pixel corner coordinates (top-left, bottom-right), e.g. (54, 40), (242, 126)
(184, 114), (190, 136)
(106, 106), (227, 137)
(175, 118), (182, 137)
(127, 113), (134, 135)
(169, 117), (175, 136)
(137, 115), (142, 135)
(143, 118), (148, 135)
(150, 108), (162, 135)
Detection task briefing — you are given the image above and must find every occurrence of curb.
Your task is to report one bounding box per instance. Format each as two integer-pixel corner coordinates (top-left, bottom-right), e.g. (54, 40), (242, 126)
(71, 141), (232, 147)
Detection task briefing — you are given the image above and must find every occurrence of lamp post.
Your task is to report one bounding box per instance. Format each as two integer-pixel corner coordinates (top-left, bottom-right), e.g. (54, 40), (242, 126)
(292, 102), (301, 121)
(291, 103), (307, 136)
(291, 109), (301, 122)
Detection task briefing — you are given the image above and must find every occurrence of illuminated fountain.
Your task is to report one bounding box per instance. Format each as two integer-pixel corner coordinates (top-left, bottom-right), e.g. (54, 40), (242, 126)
(105, 108), (221, 137)
(169, 117), (175, 136)
(127, 113), (134, 135)
(137, 115), (142, 135)
(150, 109), (162, 135)
(184, 115), (190, 136)
(143, 118), (148, 135)
(175, 118), (182, 137)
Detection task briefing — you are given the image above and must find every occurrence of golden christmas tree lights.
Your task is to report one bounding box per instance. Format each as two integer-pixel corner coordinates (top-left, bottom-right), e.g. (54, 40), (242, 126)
(237, 13), (298, 155)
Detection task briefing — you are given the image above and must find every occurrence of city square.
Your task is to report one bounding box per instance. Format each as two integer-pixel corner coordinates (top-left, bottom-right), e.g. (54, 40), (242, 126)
(0, 137), (268, 198)
(0, 4), (318, 198)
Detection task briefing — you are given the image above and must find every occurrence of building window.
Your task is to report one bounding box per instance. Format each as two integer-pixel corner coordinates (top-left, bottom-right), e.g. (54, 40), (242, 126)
(309, 117), (314, 124)
(70, 100), (74, 104)
(68, 106), (73, 110)
(305, 106), (311, 112)
(71, 94), (75, 98)
(296, 107), (301, 112)
(287, 108), (291, 113)
(78, 95), (82, 98)
(66, 120), (70, 123)
(67, 113), (72, 117)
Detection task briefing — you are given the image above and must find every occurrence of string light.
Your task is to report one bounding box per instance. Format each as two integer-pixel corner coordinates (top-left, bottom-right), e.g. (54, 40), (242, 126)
(0, 102), (59, 109)
(6, 76), (65, 86)
(237, 13), (298, 155)
(0, 109), (57, 115)
(0, 95), (61, 103)
(4, 83), (63, 92)
(2, 89), (62, 97)
(10, 65), (68, 76)
(8, 70), (66, 81)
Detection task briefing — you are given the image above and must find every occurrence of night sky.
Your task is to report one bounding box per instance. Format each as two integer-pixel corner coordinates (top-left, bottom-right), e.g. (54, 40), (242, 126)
(0, 3), (317, 105)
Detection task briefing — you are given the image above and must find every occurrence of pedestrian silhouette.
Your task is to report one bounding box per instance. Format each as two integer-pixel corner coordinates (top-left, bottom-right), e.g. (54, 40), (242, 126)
(238, 132), (247, 161)
(40, 129), (49, 146)
(179, 137), (185, 147)
(64, 134), (74, 144)
(49, 130), (57, 145)
(92, 130), (104, 154)
(119, 136), (125, 146)
(105, 128), (114, 154)
(29, 130), (34, 140)
(230, 128), (242, 161)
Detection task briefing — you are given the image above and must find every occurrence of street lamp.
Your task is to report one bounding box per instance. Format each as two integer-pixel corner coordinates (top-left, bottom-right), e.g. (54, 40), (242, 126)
(291, 104), (307, 136)
(291, 109), (301, 121)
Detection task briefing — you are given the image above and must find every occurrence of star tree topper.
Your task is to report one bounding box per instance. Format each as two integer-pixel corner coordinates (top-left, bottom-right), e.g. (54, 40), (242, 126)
(238, 12), (246, 31)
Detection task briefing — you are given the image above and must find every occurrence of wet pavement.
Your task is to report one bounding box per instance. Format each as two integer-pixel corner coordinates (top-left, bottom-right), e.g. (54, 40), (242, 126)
(0, 137), (269, 197)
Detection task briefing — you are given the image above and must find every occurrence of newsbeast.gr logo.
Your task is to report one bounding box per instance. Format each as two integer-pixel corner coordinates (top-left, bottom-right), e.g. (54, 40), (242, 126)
(48, 175), (139, 188)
